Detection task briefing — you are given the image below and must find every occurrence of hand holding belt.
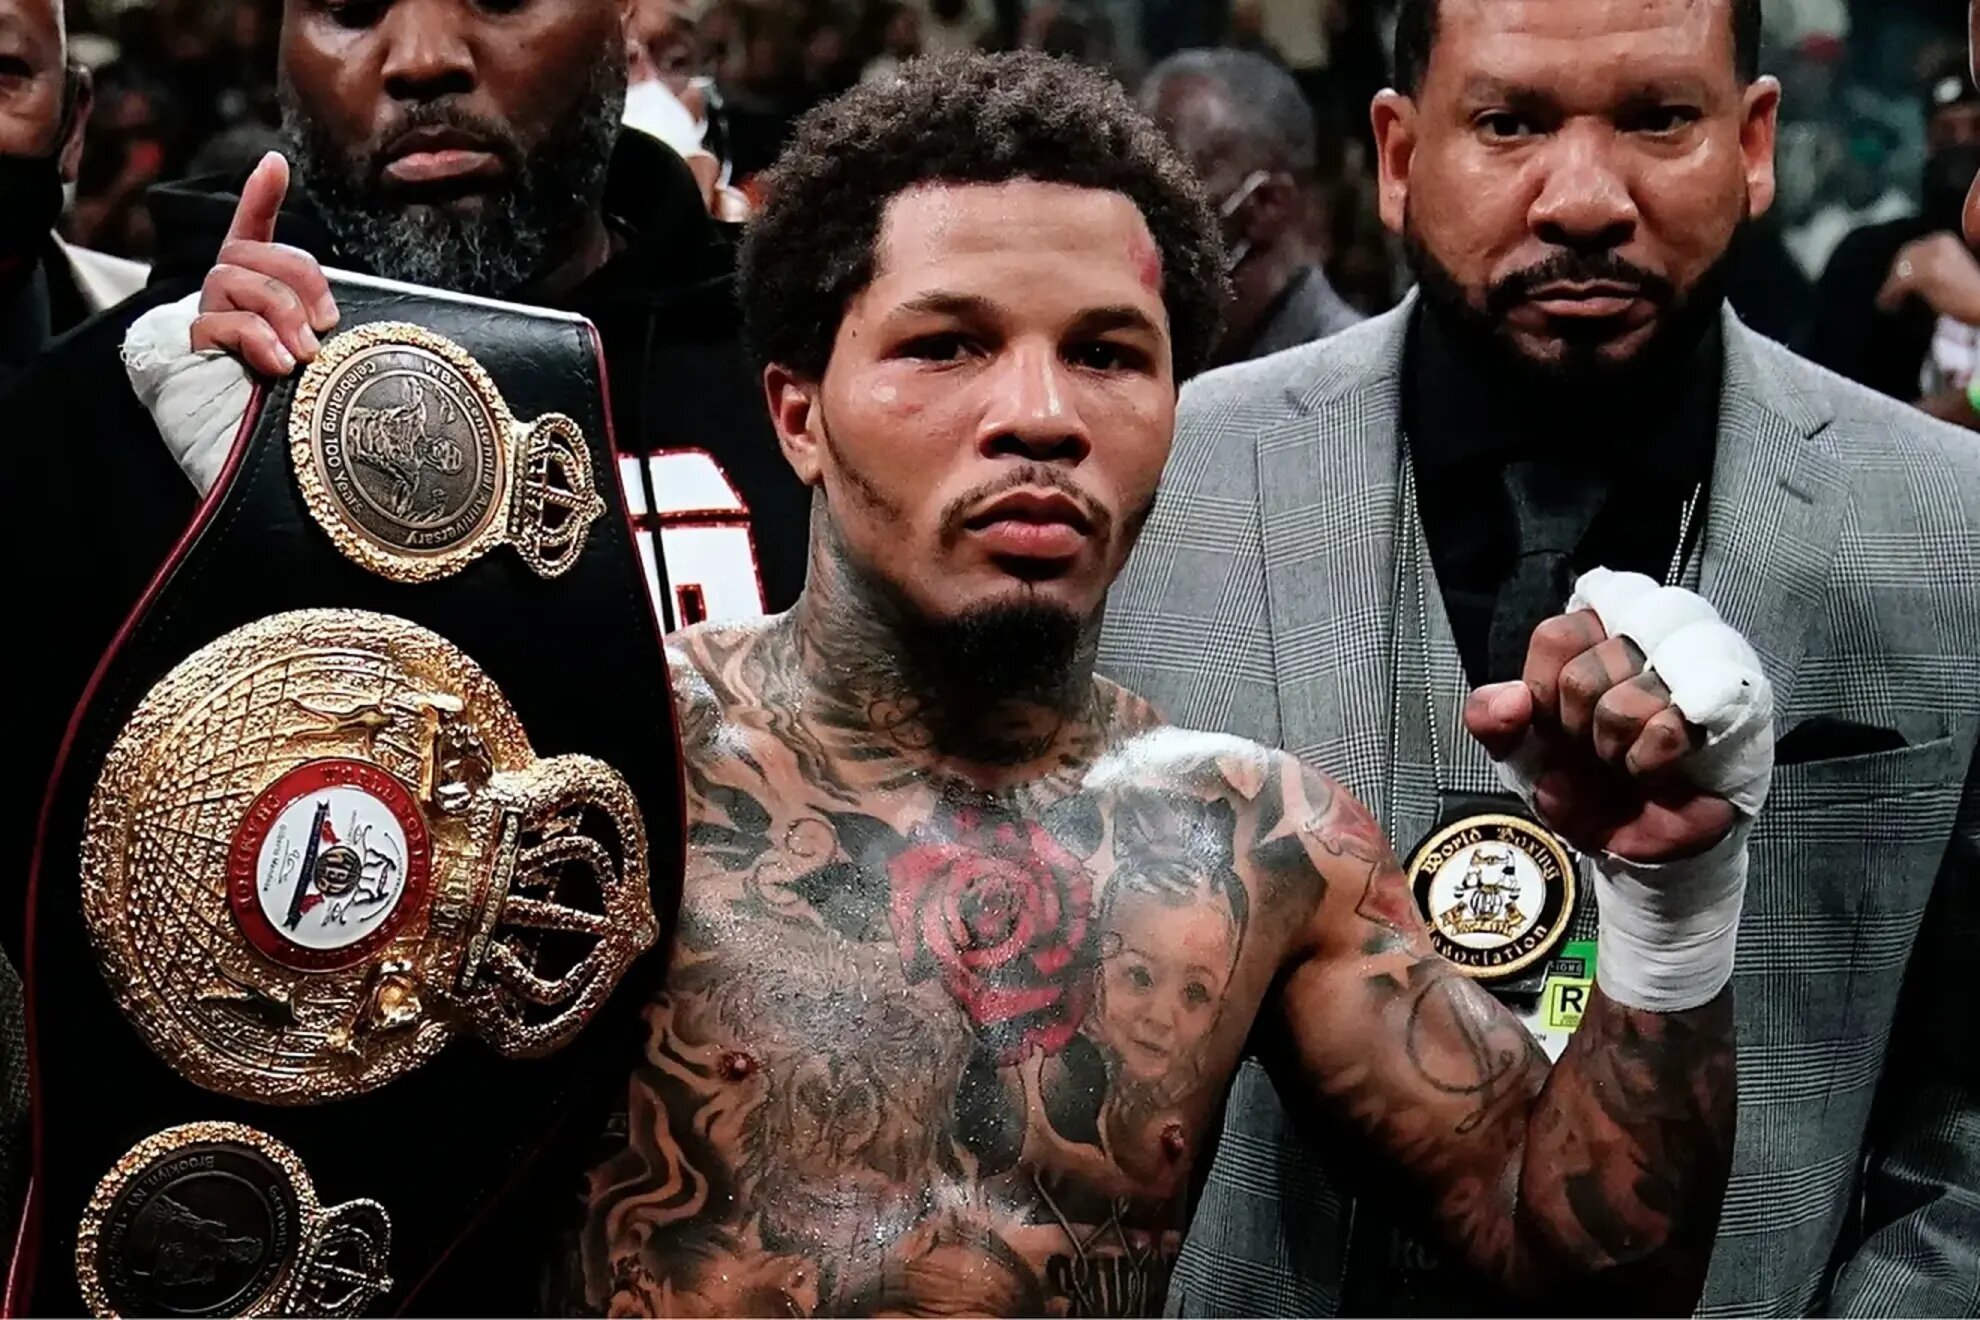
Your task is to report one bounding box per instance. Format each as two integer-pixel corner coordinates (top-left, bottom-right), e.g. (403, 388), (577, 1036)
(18, 276), (685, 1319)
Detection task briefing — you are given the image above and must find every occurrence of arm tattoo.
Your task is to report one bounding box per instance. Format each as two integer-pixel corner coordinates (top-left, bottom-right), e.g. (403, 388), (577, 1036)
(1514, 989), (1737, 1310)
(1260, 759), (1736, 1311)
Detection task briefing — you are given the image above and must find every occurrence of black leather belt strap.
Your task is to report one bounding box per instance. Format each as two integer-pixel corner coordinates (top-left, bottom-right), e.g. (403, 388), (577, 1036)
(11, 276), (684, 1316)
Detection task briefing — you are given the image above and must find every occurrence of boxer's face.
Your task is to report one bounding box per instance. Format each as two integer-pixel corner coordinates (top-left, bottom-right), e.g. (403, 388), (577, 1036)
(278, 0), (625, 293)
(775, 179), (1176, 628)
(1375, 0), (1778, 376)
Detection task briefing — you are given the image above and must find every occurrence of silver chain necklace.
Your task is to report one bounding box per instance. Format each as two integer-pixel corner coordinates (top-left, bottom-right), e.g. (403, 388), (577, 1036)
(1393, 456), (1703, 790)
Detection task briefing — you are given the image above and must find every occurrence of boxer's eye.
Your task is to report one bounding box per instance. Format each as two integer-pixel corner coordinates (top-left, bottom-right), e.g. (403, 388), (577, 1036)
(1475, 111), (1540, 142)
(325, 0), (388, 28)
(1068, 341), (1147, 373)
(1622, 105), (1702, 138)
(899, 333), (976, 363)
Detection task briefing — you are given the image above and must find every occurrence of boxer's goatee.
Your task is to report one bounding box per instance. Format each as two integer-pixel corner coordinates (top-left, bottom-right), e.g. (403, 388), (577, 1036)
(906, 599), (1092, 710)
(278, 55), (625, 298)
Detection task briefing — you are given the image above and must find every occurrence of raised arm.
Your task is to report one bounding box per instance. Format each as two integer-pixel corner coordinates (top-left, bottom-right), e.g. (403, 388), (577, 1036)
(1257, 574), (1771, 1313)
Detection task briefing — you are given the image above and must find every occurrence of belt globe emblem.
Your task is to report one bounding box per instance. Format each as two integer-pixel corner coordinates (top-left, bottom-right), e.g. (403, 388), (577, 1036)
(79, 609), (660, 1105)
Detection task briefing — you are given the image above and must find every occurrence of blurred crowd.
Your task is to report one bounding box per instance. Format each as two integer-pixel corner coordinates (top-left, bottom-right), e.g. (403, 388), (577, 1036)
(41, 0), (1980, 395)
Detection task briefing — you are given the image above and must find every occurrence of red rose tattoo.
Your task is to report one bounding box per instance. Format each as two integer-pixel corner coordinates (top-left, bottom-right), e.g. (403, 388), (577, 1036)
(889, 809), (1096, 1065)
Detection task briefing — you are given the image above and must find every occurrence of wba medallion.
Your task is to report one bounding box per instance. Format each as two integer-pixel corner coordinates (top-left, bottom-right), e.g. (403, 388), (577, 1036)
(75, 1122), (390, 1319)
(80, 609), (658, 1105)
(1407, 814), (1576, 982)
(291, 322), (606, 582)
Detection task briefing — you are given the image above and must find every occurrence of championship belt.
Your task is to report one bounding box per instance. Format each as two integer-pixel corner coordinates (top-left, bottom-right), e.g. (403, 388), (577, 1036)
(10, 276), (684, 1317)
(81, 610), (654, 1105)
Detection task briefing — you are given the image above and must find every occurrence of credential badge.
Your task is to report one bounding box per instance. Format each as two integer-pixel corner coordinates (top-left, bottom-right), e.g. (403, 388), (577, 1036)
(1407, 814), (1576, 982)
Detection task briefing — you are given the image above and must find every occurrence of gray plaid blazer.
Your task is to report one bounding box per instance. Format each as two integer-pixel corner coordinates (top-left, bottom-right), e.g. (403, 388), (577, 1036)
(1098, 298), (1980, 1318)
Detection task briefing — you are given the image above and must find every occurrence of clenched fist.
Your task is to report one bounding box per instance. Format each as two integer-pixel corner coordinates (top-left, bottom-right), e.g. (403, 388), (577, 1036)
(1462, 572), (1773, 864)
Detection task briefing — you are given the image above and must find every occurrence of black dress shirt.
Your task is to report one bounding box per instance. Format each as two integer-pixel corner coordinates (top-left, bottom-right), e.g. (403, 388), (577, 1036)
(1404, 307), (1722, 686)
(0, 240), (88, 390)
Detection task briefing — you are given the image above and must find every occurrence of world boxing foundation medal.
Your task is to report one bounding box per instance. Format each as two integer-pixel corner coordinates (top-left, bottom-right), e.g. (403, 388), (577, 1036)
(79, 609), (659, 1105)
(292, 322), (606, 582)
(1406, 814), (1577, 982)
(75, 1123), (390, 1319)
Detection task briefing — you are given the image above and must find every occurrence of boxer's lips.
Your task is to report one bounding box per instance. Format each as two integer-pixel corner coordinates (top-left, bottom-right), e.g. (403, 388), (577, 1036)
(964, 491), (1094, 560)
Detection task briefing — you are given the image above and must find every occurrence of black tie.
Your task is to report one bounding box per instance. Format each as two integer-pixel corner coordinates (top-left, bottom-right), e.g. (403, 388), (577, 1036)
(1487, 459), (1609, 683)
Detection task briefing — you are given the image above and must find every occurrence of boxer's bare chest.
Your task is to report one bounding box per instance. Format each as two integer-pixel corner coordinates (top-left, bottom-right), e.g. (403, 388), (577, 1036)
(570, 627), (1319, 1317)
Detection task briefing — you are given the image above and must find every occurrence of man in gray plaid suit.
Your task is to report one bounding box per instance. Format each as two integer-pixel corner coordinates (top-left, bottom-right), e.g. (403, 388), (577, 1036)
(1100, 0), (1980, 1315)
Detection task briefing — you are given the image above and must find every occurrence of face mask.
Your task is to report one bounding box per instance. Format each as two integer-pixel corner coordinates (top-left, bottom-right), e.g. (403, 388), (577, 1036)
(624, 76), (706, 161)
(1922, 142), (1980, 233)
(0, 149), (65, 266)
(0, 68), (78, 266)
(1217, 169), (1271, 275)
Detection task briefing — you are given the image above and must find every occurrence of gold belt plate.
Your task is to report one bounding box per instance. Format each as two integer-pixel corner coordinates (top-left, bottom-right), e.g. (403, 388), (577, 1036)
(290, 322), (606, 582)
(75, 1121), (391, 1318)
(80, 609), (658, 1104)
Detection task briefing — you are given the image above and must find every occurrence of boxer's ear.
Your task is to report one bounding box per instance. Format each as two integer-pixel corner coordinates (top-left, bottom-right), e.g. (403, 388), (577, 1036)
(764, 363), (825, 487)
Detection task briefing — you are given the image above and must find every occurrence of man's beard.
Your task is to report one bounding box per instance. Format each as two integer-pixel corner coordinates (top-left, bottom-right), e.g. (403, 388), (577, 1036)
(831, 514), (1098, 718)
(279, 56), (626, 298)
(1404, 206), (1736, 407)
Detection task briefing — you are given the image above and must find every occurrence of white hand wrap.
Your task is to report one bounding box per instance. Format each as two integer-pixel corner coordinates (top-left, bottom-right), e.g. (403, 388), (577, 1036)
(1490, 569), (1774, 1013)
(1588, 825), (1749, 1012)
(122, 292), (254, 499)
(1568, 568), (1774, 815)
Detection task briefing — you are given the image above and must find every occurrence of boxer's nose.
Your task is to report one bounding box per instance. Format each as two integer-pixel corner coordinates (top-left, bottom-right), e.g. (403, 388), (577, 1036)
(976, 342), (1091, 465)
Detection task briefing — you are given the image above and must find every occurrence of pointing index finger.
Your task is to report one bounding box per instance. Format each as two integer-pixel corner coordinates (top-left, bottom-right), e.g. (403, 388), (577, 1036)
(226, 152), (290, 248)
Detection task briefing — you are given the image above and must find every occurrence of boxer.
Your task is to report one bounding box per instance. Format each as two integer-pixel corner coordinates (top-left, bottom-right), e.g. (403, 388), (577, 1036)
(131, 52), (1772, 1318)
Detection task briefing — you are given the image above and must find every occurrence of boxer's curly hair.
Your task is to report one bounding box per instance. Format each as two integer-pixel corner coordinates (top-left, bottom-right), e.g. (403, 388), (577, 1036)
(739, 51), (1226, 384)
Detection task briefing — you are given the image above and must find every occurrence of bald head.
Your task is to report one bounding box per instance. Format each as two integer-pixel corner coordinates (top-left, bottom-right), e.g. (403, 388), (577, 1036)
(0, 0), (73, 160)
(1140, 49), (1317, 186)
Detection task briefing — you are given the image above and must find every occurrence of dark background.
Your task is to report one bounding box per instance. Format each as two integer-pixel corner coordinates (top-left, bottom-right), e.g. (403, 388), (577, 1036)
(56, 0), (1969, 334)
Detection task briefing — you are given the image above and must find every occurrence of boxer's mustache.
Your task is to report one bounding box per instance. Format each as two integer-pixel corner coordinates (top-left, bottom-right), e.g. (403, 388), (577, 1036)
(939, 466), (1113, 546)
(1486, 252), (1674, 318)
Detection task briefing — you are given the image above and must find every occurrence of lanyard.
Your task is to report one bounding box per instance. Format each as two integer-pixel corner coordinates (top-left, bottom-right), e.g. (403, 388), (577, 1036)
(1392, 456), (1704, 791)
